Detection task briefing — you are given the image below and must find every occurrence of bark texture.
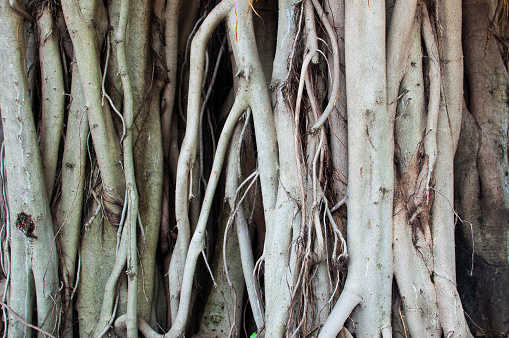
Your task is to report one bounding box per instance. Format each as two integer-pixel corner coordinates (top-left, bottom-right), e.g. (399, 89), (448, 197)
(0, 0), (506, 337)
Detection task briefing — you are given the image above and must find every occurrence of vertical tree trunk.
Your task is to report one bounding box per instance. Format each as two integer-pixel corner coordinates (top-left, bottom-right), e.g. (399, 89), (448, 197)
(456, 0), (509, 334)
(0, 1), (60, 335)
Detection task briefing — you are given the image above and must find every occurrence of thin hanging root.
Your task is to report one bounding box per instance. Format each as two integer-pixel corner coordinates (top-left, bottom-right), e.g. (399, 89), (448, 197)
(207, 108), (216, 153)
(96, 294), (120, 338)
(432, 187), (476, 277)
(292, 212), (322, 336)
(232, 171), (259, 206)
(224, 170), (259, 283)
(292, 1), (323, 242)
(327, 211), (348, 262)
(1, 143), (10, 338)
(322, 206), (335, 285)
(292, 120), (328, 337)
(168, 84), (249, 336)
(138, 214), (147, 251)
(288, 255), (307, 334)
(100, 31), (110, 107)
(0, 302), (55, 338)
(0, 144), (9, 236)
(327, 271), (342, 304)
(422, 5), (440, 199)
(236, 109), (251, 177)
(305, 0), (319, 64)
(305, 72), (325, 207)
(1, 254), (9, 338)
(253, 252), (265, 311)
(275, 2), (335, 330)
(178, 13), (207, 123)
(290, 161), (319, 335)
(101, 33), (126, 143)
(398, 299), (408, 338)
(70, 253), (81, 301)
(224, 109), (263, 330)
(232, 191), (265, 329)
(199, 36), (227, 189)
(201, 250), (235, 331)
(312, 135), (326, 259)
(293, 53), (314, 239)
(319, 187), (348, 262)
(170, 0), (233, 324)
(0, 142), (10, 264)
(219, 231), (238, 334)
(50, 285), (63, 335)
(309, 0), (341, 131)
(115, 0), (139, 334)
(117, 189), (129, 255)
(291, 273), (309, 337)
(221, 140), (260, 333)
(331, 195), (347, 213)
(93, 224), (129, 336)
(83, 203), (102, 231)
